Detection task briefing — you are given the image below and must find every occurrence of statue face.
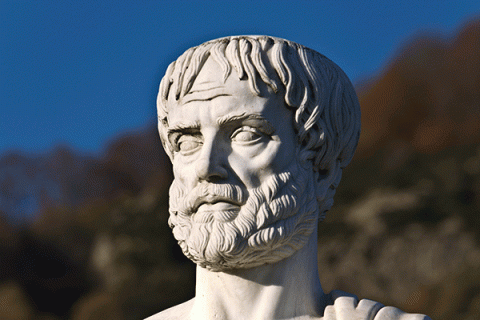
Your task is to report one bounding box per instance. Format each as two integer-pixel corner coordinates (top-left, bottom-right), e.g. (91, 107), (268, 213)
(166, 57), (297, 206)
(165, 58), (318, 270)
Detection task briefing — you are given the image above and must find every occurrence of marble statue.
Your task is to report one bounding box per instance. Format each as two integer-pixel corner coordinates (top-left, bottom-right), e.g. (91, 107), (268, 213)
(146, 36), (431, 320)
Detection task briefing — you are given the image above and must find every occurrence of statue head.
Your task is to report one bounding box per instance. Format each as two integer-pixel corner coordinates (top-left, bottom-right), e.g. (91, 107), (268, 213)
(157, 35), (360, 271)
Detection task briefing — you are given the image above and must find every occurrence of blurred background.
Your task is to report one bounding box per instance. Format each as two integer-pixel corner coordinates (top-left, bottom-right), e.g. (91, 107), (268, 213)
(1, 1), (480, 319)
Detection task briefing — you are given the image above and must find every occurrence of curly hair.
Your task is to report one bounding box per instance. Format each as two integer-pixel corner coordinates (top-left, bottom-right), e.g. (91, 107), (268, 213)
(157, 36), (360, 191)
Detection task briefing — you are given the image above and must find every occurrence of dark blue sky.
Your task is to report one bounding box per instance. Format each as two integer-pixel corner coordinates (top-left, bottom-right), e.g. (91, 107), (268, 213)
(2, 1), (479, 156)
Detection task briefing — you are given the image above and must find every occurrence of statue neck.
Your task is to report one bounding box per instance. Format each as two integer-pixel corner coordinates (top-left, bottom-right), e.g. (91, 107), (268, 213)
(190, 228), (326, 320)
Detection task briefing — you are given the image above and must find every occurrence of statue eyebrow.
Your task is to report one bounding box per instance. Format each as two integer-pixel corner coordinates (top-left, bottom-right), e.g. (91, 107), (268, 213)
(167, 121), (201, 135)
(216, 112), (275, 134)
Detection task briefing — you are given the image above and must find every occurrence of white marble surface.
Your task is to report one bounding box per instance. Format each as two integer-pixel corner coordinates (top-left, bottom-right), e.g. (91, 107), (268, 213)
(147, 35), (431, 320)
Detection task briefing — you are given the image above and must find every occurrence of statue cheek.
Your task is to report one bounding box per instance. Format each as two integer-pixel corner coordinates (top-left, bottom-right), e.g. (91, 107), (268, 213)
(256, 141), (295, 173)
(172, 162), (196, 186)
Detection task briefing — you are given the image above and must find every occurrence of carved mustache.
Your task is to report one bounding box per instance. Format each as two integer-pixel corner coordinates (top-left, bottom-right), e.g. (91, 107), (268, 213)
(182, 183), (247, 214)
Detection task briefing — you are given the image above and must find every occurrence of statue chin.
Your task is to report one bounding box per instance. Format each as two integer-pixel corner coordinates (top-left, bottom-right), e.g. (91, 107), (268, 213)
(167, 160), (319, 271)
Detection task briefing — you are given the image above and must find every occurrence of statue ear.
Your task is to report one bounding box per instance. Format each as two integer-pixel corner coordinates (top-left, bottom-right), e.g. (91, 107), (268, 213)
(315, 160), (342, 207)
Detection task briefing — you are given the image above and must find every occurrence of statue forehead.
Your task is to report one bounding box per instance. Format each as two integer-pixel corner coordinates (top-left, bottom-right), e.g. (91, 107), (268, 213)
(186, 57), (227, 93)
(166, 57), (277, 110)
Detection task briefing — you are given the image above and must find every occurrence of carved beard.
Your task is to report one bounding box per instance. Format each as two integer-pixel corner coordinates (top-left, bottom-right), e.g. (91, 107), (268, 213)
(167, 160), (319, 271)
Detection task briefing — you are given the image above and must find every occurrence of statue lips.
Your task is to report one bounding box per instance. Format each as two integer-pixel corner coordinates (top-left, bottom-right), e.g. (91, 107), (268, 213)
(193, 195), (242, 223)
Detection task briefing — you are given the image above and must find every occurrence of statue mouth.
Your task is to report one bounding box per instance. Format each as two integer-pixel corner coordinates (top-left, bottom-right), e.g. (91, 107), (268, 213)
(188, 195), (243, 223)
(197, 201), (240, 212)
(193, 195), (242, 213)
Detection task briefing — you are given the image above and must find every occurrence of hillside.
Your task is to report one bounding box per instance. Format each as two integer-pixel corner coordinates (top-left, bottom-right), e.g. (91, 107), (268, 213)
(357, 19), (480, 160)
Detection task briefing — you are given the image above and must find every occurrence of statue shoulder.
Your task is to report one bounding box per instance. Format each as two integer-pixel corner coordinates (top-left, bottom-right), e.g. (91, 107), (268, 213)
(144, 298), (194, 320)
(373, 306), (431, 320)
(324, 290), (431, 320)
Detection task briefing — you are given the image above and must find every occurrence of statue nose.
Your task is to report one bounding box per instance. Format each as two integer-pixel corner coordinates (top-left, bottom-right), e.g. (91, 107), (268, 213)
(195, 144), (228, 182)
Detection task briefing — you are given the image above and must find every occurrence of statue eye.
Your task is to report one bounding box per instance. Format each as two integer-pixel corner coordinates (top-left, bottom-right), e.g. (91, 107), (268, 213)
(231, 127), (263, 144)
(176, 135), (202, 153)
